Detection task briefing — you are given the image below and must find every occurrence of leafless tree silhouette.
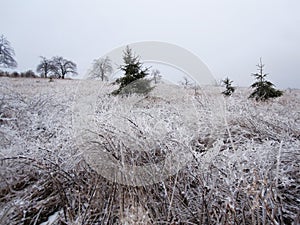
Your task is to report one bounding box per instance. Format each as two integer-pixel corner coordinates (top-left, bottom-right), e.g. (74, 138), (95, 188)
(88, 56), (112, 81)
(36, 56), (55, 78)
(51, 56), (77, 79)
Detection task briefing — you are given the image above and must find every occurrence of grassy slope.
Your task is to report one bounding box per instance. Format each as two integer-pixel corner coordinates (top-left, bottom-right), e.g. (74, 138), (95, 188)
(0, 77), (299, 224)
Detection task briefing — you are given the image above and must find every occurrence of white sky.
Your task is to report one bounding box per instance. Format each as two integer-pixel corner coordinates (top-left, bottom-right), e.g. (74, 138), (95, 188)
(1, 0), (299, 88)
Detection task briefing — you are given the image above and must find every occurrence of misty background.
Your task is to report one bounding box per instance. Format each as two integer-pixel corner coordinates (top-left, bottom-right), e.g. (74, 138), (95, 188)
(1, 0), (299, 88)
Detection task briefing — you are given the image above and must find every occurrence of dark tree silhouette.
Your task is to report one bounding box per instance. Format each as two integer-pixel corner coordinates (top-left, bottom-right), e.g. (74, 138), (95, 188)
(112, 46), (152, 95)
(36, 56), (54, 78)
(249, 58), (283, 101)
(51, 56), (77, 79)
(222, 77), (235, 96)
(88, 56), (112, 81)
(0, 35), (17, 69)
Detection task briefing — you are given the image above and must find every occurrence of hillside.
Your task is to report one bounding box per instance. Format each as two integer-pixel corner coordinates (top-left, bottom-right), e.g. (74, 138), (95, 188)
(0, 77), (299, 224)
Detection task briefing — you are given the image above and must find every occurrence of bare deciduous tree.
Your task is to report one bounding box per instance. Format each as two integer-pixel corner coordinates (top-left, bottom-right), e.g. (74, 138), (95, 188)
(51, 56), (77, 79)
(151, 69), (162, 84)
(36, 56), (54, 78)
(88, 56), (112, 81)
(0, 35), (17, 69)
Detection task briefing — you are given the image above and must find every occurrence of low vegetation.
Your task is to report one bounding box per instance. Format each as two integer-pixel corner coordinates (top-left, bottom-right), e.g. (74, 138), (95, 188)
(0, 78), (299, 224)
(0, 35), (296, 224)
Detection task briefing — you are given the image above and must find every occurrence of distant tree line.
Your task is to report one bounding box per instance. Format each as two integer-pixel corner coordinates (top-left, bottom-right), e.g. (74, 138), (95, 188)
(0, 70), (37, 78)
(36, 56), (77, 79)
(0, 55), (78, 79)
(0, 56), (77, 80)
(0, 34), (77, 79)
(1, 34), (284, 101)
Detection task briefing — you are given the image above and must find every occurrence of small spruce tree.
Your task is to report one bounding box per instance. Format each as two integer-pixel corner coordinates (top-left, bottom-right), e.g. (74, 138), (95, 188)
(222, 77), (235, 96)
(112, 46), (152, 95)
(249, 58), (283, 101)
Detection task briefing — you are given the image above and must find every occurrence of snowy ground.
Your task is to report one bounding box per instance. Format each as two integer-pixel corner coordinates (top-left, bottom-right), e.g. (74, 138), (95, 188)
(0, 77), (299, 224)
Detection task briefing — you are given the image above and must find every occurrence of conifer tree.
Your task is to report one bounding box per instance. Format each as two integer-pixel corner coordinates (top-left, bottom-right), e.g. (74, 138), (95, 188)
(222, 77), (235, 96)
(112, 46), (152, 95)
(249, 58), (283, 101)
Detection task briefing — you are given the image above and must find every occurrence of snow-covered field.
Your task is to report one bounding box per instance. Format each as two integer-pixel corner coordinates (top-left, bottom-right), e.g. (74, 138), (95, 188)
(0, 77), (299, 224)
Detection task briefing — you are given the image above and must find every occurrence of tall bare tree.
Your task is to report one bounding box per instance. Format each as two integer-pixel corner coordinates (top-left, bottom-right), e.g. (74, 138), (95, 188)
(51, 56), (77, 79)
(36, 56), (54, 78)
(88, 56), (112, 81)
(0, 35), (17, 69)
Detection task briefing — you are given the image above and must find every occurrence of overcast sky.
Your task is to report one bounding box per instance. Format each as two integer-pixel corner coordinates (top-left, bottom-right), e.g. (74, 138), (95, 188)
(1, 0), (299, 88)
